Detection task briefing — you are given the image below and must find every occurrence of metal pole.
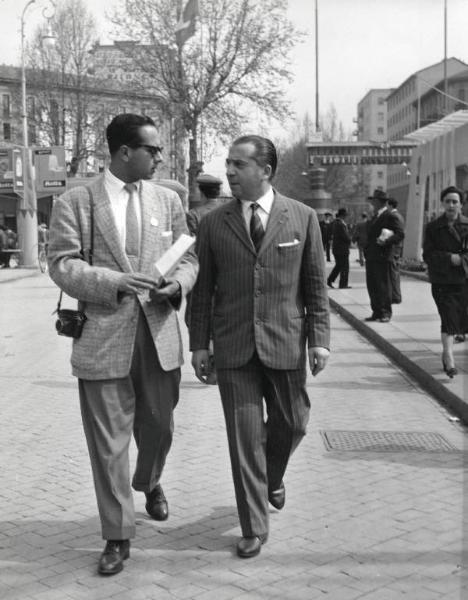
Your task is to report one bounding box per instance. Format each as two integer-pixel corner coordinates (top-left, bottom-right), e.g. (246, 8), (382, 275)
(315, 0), (319, 132)
(443, 0), (448, 115)
(17, 0), (39, 267)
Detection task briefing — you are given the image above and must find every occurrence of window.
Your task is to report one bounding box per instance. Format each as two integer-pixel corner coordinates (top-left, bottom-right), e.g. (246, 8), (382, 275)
(378, 112), (384, 121)
(3, 123), (11, 140)
(377, 127), (384, 135)
(2, 95), (10, 119)
(377, 171), (384, 179)
(378, 97), (385, 105)
(26, 96), (35, 119)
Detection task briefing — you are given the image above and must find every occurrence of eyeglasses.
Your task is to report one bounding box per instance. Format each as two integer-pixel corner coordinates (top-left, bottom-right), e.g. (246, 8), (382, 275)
(132, 144), (163, 157)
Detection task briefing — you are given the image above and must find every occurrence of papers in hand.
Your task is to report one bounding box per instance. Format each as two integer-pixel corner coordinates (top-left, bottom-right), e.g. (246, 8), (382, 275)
(378, 228), (393, 243)
(152, 233), (195, 281)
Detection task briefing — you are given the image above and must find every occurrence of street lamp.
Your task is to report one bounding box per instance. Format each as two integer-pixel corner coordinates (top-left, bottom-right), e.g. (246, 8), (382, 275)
(17, 0), (55, 267)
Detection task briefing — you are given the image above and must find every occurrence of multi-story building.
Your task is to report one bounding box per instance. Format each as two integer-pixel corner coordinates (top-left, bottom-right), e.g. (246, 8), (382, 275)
(356, 88), (393, 198)
(0, 61), (171, 230)
(386, 57), (468, 214)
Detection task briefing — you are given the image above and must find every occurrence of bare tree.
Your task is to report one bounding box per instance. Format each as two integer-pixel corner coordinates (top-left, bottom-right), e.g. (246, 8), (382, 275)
(27, 0), (103, 174)
(275, 106), (367, 214)
(110, 0), (302, 203)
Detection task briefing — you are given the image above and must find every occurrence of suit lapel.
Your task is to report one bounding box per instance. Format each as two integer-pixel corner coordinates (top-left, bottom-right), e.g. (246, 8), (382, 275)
(91, 178), (132, 271)
(258, 192), (288, 255)
(224, 200), (255, 254)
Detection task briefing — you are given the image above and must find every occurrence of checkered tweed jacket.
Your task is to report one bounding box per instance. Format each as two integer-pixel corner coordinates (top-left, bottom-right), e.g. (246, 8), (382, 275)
(189, 192), (330, 369)
(48, 176), (198, 380)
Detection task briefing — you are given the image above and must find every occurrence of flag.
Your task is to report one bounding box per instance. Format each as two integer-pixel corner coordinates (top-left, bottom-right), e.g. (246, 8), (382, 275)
(175, 0), (199, 46)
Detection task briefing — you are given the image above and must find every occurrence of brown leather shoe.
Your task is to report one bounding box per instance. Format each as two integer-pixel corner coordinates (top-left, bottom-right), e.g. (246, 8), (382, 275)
(268, 481), (285, 510)
(237, 535), (266, 558)
(145, 484), (168, 521)
(98, 540), (130, 575)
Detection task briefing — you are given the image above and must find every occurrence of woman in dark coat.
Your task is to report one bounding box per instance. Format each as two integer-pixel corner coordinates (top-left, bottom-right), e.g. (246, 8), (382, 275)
(423, 186), (468, 377)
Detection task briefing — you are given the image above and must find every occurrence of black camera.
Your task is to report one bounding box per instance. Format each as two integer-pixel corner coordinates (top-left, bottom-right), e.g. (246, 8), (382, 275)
(55, 309), (87, 339)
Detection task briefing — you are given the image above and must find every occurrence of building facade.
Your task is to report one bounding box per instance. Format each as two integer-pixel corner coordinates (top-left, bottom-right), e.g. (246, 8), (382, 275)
(0, 61), (173, 231)
(386, 57), (468, 215)
(356, 88), (393, 198)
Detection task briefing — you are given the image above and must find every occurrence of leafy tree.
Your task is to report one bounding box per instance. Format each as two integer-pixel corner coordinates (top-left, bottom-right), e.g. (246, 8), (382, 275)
(110, 0), (302, 204)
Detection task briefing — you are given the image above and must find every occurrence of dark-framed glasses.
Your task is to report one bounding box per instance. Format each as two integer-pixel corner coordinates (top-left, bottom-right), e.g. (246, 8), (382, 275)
(133, 144), (163, 157)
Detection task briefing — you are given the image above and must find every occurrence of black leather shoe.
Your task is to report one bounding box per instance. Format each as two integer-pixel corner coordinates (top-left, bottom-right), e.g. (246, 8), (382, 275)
(268, 481), (285, 510)
(145, 484), (168, 521)
(98, 540), (130, 575)
(364, 315), (378, 321)
(237, 535), (266, 558)
(327, 280), (334, 288)
(339, 286), (352, 289)
(378, 317), (391, 323)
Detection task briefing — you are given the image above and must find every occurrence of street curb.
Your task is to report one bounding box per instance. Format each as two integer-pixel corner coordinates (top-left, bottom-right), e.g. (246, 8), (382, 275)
(329, 297), (468, 425)
(0, 269), (41, 284)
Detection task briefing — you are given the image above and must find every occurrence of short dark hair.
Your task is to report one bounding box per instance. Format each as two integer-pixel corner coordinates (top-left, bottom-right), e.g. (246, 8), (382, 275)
(387, 198), (398, 209)
(232, 134), (278, 179)
(440, 185), (463, 203)
(106, 113), (156, 155)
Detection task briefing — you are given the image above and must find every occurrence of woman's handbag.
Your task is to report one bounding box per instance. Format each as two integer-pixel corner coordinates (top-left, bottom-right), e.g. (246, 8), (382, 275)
(54, 188), (94, 339)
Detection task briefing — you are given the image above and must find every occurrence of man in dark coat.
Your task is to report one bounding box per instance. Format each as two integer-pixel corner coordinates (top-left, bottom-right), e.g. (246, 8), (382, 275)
(364, 189), (405, 322)
(387, 198), (405, 304)
(327, 208), (352, 289)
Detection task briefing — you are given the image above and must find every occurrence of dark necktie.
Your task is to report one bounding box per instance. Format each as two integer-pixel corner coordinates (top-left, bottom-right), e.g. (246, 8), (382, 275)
(250, 202), (264, 252)
(124, 183), (140, 267)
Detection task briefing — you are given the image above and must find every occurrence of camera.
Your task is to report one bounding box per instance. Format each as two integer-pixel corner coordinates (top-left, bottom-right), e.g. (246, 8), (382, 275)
(55, 309), (87, 338)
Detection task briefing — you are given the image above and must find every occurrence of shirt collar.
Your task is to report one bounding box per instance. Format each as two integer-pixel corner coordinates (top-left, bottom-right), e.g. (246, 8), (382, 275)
(105, 168), (140, 196)
(376, 206), (387, 217)
(240, 186), (274, 214)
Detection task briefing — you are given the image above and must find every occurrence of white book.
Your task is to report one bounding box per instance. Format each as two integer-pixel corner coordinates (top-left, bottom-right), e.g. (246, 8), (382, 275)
(153, 233), (195, 281)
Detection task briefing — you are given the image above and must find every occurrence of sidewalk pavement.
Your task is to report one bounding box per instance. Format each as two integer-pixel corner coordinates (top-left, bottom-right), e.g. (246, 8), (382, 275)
(4, 253), (466, 423)
(1, 263), (468, 599)
(326, 250), (468, 425)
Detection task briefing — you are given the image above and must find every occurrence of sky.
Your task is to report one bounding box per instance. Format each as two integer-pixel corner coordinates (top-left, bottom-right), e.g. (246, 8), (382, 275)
(0, 0), (466, 176)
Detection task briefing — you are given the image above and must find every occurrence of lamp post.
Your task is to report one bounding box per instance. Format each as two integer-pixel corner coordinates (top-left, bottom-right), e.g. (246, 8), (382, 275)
(17, 0), (55, 267)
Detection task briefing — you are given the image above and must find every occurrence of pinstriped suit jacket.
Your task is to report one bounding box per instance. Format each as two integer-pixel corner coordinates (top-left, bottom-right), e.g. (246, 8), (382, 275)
(48, 176), (198, 380)
(189, 192), (330, 370)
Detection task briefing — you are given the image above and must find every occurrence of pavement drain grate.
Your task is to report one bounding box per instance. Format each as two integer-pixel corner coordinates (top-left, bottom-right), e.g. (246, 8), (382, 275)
(320, 430), (461, 452)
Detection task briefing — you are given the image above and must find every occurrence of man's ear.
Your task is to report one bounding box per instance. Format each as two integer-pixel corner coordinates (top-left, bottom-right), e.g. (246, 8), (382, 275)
(119, 145), (131, 163)
(263, 164), (272, 180)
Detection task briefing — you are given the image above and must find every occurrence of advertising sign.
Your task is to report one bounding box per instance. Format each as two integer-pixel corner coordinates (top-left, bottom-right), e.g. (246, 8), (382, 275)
(0, 148), (13, 192)
(33, 146), (66, 194)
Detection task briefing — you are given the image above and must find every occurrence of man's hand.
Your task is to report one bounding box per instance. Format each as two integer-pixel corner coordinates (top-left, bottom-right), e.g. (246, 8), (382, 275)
(192, 349), (213, 384)
(149, 278), (181, 303)
(308, 346), (330, 377)
(451, 253), (462, 267)
(117, 273), (160, 295)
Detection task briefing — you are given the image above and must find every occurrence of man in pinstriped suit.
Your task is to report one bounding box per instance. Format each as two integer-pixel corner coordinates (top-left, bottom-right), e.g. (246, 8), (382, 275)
(48, 114), (198, 575)
(190, 135), (330, 558)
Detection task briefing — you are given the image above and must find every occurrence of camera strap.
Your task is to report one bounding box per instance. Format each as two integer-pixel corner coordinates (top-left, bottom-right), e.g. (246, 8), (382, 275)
(55, 186), (94, 313)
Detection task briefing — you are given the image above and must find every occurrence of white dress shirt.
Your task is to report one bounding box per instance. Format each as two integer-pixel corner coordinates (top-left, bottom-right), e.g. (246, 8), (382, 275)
(240, 186), (274, 233)
(104, 169), (142, 250)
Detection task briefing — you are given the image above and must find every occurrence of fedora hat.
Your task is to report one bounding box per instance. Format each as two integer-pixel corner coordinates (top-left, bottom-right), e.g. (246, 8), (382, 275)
(368, 189), (388, 202)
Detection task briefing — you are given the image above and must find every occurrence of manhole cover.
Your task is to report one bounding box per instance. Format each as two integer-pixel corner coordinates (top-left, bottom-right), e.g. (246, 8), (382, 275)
(320, 430), (460, 452)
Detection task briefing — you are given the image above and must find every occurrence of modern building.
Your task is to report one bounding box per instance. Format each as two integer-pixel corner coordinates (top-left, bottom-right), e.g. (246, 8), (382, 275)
(386, 57), (468, 214)
(356, 88), (393, 198)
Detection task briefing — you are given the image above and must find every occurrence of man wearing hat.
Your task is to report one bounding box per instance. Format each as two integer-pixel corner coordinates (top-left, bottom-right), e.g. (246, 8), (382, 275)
(186, 173), (223, 236)
(327, 207), (352, 289)
(364, 189), (405, 322)
(185, 173), (223, 384)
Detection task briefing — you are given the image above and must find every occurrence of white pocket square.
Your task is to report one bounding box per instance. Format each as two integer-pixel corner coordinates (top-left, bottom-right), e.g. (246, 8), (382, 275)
(161, 231), (172, 238)
(150, 217), (159, 227)
(278, 239), (300, 248)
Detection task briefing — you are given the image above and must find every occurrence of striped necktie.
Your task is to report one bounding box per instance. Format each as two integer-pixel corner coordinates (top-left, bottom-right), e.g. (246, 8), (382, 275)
(124, 183), (140, 267)
(250, 202), (264, 253)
